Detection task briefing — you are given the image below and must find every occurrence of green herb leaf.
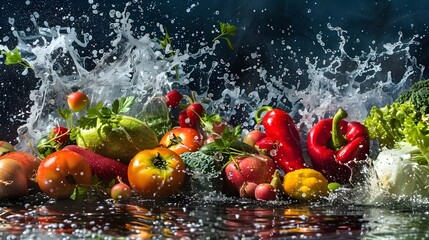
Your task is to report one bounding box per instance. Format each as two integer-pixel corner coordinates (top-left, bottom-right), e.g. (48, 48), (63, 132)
(201, 113), (223, 133)
(213, 22), (237, 50)
(117, 96), (136, 114)
(70, 186), (88, 200)
(1, 48), (32, 69)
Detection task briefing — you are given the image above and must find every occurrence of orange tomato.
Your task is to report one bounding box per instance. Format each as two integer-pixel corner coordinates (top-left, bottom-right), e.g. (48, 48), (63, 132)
(0, 151), (41, 179)
(128, 147), (185, 198)
(37, 150), (92, 199)
(159, 128), (203, 155)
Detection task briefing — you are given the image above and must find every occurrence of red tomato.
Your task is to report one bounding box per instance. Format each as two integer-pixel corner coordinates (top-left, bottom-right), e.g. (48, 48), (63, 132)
(159, 128), (204, 155)
(67, 91), (90, 112)
(128, 147), (185, 198)
(37, 150), (92, 199)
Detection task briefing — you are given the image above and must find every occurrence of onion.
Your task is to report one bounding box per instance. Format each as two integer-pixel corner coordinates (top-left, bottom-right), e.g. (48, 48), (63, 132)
(0, 158), (28, 198)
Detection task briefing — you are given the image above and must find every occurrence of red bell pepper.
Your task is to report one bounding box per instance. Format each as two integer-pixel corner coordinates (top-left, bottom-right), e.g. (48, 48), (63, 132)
(307, 108), (370, 183)
(254, 106), (306, 173)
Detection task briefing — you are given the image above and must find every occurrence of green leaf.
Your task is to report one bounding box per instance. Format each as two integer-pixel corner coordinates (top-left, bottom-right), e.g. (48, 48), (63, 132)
(70, 186), (88, 200)
(117, 96), (136, 114)
(1, 48), (32, 68)
(220, 22), (237, 36)
(213, 22), (237, 50)
(2, 48), (22, 65)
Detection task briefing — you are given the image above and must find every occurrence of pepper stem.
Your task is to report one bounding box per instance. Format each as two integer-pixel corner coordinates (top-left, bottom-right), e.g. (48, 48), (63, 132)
(330, 108), (348, 150)
(254, 106), (273, 123)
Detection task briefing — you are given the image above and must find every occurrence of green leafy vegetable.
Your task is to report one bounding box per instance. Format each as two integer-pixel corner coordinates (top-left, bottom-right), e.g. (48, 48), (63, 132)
(1, 48), (32, 69)
(213, 22), (237, 50)
(364, 86), (429, 198)
(395, 79), (429, 118)
(180, 151), (223, 193)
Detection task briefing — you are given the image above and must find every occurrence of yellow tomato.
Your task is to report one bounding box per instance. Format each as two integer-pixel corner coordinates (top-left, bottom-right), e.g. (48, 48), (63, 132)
(128, 147), (185, 198)
(283, 168), (329, 201)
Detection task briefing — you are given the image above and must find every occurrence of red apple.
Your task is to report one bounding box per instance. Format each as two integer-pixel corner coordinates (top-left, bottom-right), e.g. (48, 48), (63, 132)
(243, 130), (266, 147)
(67, 91), (90, 112)
(254, 183), (277, 201)
(224, 154), (276, 195)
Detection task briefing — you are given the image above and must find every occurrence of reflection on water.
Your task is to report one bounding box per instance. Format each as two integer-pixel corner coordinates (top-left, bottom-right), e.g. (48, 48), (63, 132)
(0, 193), (426, 239)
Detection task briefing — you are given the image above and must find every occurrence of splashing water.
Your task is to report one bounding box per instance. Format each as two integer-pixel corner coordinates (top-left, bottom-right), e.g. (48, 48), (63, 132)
(1, 3), (426, 205)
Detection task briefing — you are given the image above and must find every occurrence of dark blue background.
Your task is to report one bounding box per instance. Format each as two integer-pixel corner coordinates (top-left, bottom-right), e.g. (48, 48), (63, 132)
(1, 0), (429, 143)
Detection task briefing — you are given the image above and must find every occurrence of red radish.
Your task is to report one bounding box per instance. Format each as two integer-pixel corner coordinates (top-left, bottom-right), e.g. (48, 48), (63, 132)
(239, 182), (258, 199)
(67, 91), (90, 112)
(224, 154), (276, 195)
(178, 110), (196, 128)
(165, 90), (183, 108)
(49, 126), (70, 143)
(186, 103), (204, 123)
(254, 183), (277, 201)
(62, 145), (129, 184)
(110, 182), (132, 201)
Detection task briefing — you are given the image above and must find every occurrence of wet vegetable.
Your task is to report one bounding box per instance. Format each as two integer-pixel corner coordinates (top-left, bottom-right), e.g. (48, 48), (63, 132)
(255, 106), (306, 173)
(307, 108), (370, 183)
(75, 96), (158, 164)
(0, 158), (28, 199)
(283, 168), (329, 201)
(63, 145), (129, 184)
(128, 147), (186, 198)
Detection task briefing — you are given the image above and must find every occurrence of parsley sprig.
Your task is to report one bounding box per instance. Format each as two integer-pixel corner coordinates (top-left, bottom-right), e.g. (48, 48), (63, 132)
(213, 22), (237, 50)
(77, 96), (136, 129)
(1, 48), (32, 69)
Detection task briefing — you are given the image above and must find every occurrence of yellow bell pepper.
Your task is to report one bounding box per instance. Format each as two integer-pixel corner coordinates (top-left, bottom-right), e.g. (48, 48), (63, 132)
(283, 168), (329, 201)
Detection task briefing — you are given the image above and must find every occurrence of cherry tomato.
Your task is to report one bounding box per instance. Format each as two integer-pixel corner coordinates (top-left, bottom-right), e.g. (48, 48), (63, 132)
(37, 150), (92, 199)
(128, 147), (185, 198)
(159, 128), (204, 155)
(67, 91), (90, 112)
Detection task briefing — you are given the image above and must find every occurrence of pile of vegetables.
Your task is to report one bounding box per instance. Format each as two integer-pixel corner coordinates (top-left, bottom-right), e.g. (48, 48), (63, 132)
(363, 79), (429, 198)
(2, 45), (429, 202)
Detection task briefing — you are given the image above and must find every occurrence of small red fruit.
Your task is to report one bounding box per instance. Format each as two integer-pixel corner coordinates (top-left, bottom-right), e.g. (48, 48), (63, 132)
(111, 182), (132, 201)
(243, 130), (266, 147)
(186, 103), (204, 123)
(254, 183), (277, 201)
(165, 90), (183, 108)
(49, 126), (70, 143)
(178, 110), (196, 128)
(67, 91), (90, 112)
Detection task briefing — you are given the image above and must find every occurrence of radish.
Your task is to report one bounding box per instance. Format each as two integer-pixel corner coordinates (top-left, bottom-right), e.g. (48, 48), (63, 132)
(63, 145), (129, 184)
